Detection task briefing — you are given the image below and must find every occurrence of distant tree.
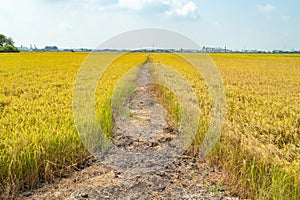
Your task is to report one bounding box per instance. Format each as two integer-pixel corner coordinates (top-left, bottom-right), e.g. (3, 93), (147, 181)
(0, 34), (19, 52)
(0, 34), (6, 46)
(5, 37), (14, 46)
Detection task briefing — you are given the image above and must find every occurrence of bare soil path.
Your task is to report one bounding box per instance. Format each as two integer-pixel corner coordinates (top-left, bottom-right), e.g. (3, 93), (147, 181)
(21, 63), (239, 200)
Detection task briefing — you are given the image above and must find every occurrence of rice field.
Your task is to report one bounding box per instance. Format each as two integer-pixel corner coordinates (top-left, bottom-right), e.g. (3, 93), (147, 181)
(151, 53), (300, 199)
(0, 52), (299, 199)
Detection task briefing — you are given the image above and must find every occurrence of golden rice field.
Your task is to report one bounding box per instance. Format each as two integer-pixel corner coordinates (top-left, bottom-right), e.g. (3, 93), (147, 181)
(0, 52), (299, 199)
(151, 53), (300, 199)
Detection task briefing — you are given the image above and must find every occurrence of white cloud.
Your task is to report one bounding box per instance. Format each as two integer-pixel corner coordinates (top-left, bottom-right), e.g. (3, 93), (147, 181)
(117, 0), (161, 10)
(257, 4), (276, 12)
(102, 0), (199, 18)
(164, 0), (198, 18)
(118, 0), (144, 10)
(68, 0), (199, 18)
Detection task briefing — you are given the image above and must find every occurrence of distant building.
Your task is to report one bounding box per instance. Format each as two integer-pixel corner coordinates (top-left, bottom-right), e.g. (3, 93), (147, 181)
(201, 46), (231, 53)
(18, 45), (30, 51)
(44, 46), (59, 51)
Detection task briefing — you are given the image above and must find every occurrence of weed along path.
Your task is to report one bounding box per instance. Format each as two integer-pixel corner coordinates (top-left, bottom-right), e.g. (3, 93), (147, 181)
(23, 63), (238, 200)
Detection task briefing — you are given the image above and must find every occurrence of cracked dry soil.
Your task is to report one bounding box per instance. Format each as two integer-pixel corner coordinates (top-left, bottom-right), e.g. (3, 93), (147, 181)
(21, 63), (239, 200)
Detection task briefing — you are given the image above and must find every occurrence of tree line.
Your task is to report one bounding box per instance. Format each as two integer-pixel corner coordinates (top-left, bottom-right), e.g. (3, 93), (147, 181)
(0, 34), (19, 52)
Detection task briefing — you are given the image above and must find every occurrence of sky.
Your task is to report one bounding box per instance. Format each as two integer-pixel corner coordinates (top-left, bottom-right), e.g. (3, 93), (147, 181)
(0, 0), (299, 51)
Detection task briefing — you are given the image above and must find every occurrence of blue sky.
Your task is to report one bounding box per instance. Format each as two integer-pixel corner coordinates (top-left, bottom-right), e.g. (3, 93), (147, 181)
(0, 0), (299, 50)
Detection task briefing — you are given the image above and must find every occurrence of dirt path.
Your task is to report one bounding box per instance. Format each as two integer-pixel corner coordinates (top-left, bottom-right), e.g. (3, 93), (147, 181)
(21, 63), (239, 200)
